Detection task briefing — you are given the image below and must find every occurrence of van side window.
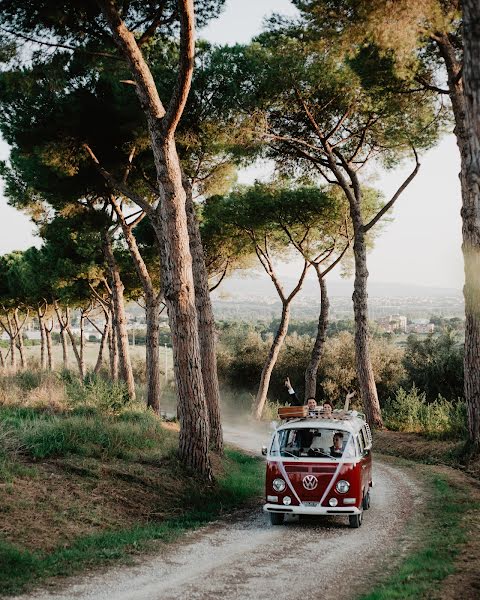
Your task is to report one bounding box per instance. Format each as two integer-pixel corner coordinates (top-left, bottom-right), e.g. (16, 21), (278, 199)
(360, 427), (369, 451)
(354, 435), (361, 457)
(357, 432), (364, 454)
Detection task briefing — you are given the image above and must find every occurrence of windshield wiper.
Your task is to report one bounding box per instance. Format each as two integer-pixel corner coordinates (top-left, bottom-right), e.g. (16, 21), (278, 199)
(310, 449), (333, 458)
(281, 450), (299, 460)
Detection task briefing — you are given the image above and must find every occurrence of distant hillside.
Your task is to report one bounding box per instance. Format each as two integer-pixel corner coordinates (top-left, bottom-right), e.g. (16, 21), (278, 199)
(212, 274), (462, 300)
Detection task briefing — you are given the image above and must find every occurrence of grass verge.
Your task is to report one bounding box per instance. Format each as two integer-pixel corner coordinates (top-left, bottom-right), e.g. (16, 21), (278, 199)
(0, 448), (263, 597)
(358, 459), (479, 600)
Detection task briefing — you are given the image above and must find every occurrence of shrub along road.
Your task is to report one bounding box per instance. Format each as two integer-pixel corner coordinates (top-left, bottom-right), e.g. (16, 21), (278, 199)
(14, 426), (429, 600)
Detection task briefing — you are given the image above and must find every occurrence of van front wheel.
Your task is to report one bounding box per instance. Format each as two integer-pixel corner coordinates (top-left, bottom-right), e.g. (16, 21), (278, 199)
(269, 512), (285, 525)
(349, 511), (363, 528)
(362, 491), (371, 510)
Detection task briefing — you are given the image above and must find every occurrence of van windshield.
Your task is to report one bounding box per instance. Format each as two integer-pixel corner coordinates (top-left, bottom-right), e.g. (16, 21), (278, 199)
(270, 428), (355, 459)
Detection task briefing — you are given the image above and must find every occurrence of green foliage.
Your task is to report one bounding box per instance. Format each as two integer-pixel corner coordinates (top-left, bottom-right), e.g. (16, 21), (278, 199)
(0, 420), (24, 480)
(383, 386), (467, 439)
(66, 374), (131, 414)
(318, 331), (406, 403)
(291, 0), (460, 78)
(16, 412), (166, 461)
(210, 22), (441, 177)
(202, 181), (352, 290)
(403, 332), (464, 401)
(217, 325), (405, 405)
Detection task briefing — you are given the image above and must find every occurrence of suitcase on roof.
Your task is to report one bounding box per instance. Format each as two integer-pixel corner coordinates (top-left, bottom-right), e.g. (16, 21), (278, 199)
(278, 405), (308, 419)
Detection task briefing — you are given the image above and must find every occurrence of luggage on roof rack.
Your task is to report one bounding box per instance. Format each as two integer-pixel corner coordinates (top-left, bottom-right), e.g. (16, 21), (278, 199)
(277, 406), (366, 421)
(278, 406), (308, 419)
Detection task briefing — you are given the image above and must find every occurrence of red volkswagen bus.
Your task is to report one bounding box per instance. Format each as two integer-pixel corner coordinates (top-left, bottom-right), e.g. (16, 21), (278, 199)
(263, 410), (373, 528)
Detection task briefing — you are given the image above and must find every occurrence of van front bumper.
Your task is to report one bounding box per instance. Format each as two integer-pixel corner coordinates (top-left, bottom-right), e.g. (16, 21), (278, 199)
(263, 503), (361, 516)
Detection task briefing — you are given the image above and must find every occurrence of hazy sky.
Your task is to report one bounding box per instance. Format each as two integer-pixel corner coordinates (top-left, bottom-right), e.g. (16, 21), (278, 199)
(0, 0), (464, 290)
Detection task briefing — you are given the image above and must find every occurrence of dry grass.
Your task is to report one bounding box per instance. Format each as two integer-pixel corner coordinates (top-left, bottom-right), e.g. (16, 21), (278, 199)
(0, 451), (186, 553)
(374, 430), (480, 479)
(0, 382), (67, 412)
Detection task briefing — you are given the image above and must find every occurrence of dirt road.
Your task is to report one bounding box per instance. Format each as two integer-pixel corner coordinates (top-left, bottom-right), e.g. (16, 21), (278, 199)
(17, 424), (421, 600)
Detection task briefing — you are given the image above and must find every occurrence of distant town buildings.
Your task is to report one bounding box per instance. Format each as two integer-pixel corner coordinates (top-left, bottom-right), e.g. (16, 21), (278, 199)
(375, 315), (435, 335)
(376, 315), (408, 334)
(408, 319), (435, 334)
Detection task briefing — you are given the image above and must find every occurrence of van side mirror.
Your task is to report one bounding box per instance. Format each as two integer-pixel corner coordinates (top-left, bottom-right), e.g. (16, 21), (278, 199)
(261, 445), (268, 456)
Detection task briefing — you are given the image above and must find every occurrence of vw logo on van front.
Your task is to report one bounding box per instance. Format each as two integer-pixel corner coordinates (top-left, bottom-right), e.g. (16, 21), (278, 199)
(302, 475), (318, 490)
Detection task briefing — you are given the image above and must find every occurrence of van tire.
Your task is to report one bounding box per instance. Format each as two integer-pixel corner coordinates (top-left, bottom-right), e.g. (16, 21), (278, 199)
(349, 511), (363, 528)
(269, 512), (285, 525)
(362, 491), (371, 510)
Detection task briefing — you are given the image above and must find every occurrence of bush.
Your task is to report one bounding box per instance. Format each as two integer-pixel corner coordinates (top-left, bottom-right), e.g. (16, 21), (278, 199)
(318, 332), (406, 404)
(217, 326), (406, 407)
(65, 374), (131, 414)
(383, 386), (467, 439)
(217, 328), (312, 401)
(15, 411), (170, 460)
(403, 332), (464, 401)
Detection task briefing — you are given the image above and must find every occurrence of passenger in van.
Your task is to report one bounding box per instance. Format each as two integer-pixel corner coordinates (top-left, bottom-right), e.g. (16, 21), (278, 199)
(330, 432), (344, 457)
(284, 377), (317, 412)
(322, 401), (333, 417)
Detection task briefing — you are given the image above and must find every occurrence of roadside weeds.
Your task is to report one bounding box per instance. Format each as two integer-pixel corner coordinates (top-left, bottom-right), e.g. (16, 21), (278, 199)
(358, 453), (480, 600)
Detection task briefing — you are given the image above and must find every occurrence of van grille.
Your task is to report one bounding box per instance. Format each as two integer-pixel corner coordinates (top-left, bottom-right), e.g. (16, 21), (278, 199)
(285, 466), (309, 473)
(284, 465), (337, 475)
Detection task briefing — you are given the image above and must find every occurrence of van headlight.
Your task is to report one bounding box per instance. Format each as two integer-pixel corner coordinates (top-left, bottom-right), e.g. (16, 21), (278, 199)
(273, 478), (286, 492)
(335, 480), (350, 494)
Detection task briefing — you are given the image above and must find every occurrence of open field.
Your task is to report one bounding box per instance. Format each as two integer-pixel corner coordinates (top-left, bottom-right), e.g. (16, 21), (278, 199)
(17, 343), (174, 376)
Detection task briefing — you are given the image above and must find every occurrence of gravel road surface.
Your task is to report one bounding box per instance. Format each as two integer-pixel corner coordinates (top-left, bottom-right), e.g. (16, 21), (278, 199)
(17, 424), (421, 600)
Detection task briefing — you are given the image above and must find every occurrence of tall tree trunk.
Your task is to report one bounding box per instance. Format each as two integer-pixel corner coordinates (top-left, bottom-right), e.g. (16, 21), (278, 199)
(305, 273), (329, 401)
(321, 145), (385, 427)
(103, 236), (135, 400)
(461, 2), (480, 451)
(185, 183), (223, 452)
(54, 303), (70, 370)
(79, 310), (86, 376)
(98, 0), (212, 478)
(9, 334), (15, 370)
(94, 320), (110, 374)
(108, 309), (119, 381)
(6, 314), (16, 371)
(60, 328), (68, 368)
(145, 299), (162, 413)
(66, 325), (85, 379)
(150, 143), (211, 476)
(350, 198), (383, 427)
(106, 202), (163, 413)
(37, 308), (47, 370)
(0, 350), (4, 369)
(14, 310), (26, 369)
(253, 302), (292, 420)
(45, 323), (54, 371)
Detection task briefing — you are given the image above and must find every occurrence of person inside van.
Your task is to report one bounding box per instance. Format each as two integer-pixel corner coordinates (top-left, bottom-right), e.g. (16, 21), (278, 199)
(322, 401), (333, 417)
(284, 377), (317, 413)
(330, 432), (344, 457)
